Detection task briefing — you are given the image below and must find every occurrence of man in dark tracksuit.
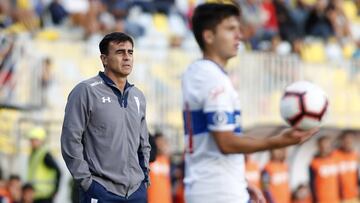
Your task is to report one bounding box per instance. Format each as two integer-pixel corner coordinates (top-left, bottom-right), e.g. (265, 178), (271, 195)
(61, 32), (151, 203)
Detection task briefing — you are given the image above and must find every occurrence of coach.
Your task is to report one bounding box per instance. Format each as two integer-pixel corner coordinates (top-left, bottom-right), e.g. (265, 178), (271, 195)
(61, 32), (151, 203)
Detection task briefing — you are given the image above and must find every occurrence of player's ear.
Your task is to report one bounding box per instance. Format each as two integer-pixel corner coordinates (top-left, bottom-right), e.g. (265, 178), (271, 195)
(203, 30), (214, 45)
(100, 54), (107, 68)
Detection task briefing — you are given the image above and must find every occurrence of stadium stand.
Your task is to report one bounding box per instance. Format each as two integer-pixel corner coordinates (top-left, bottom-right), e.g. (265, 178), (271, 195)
(0, 0), (359, 202)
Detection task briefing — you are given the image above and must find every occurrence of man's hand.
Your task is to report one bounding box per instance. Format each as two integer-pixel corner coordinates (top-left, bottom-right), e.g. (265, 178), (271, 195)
(274, 128), (319, 147)
(247, 184), (265, 203)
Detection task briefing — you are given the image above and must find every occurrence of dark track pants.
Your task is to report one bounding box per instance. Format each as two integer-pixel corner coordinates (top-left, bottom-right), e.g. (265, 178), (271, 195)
(80, 181), (147, 203)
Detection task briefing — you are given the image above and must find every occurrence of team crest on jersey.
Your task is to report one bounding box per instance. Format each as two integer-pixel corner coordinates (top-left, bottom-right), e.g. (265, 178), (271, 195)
(212, 111), (228, 125)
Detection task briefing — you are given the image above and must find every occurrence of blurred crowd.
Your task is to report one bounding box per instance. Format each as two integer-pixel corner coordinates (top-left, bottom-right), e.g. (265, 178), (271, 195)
(2, 0), (360, 58)
(245, 129), (360, 203)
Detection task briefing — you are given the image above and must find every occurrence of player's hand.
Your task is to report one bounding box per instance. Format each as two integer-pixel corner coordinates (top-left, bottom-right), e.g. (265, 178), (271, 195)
(278, 127), (319, 146)
(247, 184), (265, 203)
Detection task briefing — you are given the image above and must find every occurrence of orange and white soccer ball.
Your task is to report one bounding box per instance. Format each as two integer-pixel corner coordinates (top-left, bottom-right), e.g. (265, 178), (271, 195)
(280, 81), (329, 130)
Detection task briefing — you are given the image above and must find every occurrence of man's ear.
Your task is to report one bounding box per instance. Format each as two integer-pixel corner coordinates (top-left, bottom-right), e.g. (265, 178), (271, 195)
(203, 30), (214, 45)
(100, 54), (107, 68)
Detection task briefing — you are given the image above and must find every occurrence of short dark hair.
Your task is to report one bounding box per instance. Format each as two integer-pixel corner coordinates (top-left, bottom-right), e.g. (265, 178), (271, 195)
(191, 3), (240, 51)
(317, 135), (330, 144)
(339, 129), (356, 140)
(9, 174), (21, 181)
(99, 32), (134, 55)
(22, 183), (34, 191)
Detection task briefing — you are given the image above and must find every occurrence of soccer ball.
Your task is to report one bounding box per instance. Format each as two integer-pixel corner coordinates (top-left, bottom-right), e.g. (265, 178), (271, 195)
(280, 81), (329, 130)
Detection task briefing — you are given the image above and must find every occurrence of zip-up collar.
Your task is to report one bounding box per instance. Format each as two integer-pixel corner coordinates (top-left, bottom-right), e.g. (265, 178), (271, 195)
(98, 71), (134, 107)
(98, 71), (133, 91)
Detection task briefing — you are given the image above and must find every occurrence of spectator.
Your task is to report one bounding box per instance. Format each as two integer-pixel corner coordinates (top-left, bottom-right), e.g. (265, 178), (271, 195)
(274, 0), (301, 42)
(309, 136), (340, 203)
(332, 130), (359, 202)
(262, 148), (291, 203)
(21, 183), (34, 203)
(240, 0), (267, 49)
(245, 154), (261, 189)
(26, 127), (61, 203)
(8, 175), (22, 203)
(305, 0), (334, 40)
(261, 0), (279, 40)
(148, 132), (172, 203)
(0, 167), (11, 203)
(292, 0), (312, 37)
(0, 0), (13, 28)
(327, 0), (351, 42)
(48, 0), (68, 25)
(40, 57), (53, 107)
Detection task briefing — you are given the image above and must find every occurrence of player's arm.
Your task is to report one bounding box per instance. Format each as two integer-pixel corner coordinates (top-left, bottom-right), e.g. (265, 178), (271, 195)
(212, 128), (318, 154)
(60, 83), (93, 191)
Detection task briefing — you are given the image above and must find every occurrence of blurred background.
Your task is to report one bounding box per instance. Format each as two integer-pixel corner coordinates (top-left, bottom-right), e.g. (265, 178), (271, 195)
(0, 0), (359, 202)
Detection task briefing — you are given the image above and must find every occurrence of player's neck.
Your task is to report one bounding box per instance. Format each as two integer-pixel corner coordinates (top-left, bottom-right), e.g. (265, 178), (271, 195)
(104, 70), (127, 92)
(203, 52), (227, 68)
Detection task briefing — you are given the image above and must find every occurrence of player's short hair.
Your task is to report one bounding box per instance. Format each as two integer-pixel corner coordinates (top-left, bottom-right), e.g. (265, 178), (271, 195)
(317, 135), (330, 144)
(339, 129), (356, 140)
(99, 32), (134, 55)
(22, 183), (34, 191)
(191, 3), (240, 51)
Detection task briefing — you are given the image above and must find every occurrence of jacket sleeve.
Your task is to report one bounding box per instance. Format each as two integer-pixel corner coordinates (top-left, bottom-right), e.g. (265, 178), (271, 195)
(60, 83), (93, 191)
(137, 94), (151, 186)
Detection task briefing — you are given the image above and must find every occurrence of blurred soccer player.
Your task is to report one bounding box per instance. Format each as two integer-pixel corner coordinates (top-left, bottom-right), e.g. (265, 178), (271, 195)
(309, 136), (340, 203)
(182, 3), (318, 203)
(245, 154), (261, 189)
(261, 148), (291, 203)
(148, 132), (172, 203)
(332, 130), (359, 203)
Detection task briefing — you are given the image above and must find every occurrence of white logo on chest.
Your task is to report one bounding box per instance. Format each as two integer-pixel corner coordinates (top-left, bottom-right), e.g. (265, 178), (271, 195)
(134, 96), (140, 114)
(101, 96), (111, 103)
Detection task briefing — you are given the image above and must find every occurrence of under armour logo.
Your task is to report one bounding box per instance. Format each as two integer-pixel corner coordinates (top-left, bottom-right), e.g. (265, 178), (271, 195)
(101, 97), (111, 103)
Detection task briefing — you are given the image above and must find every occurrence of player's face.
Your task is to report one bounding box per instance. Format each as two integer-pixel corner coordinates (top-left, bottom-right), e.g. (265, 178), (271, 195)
(102, 41), (133, 77)
(213, 16), (242, 60)
(341, 133), (354, 151)
(318, 138), (331, 155)
(271, 148), (286, 162)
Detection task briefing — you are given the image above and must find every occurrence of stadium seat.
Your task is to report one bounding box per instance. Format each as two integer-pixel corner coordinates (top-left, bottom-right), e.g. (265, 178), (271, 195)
(300, 41), (326, 63)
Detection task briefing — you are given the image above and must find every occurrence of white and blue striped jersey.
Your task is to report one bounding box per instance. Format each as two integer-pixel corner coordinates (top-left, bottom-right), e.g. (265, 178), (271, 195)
(182, 59), (249, 202)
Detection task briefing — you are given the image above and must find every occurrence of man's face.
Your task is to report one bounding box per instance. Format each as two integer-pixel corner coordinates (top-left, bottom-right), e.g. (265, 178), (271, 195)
(341, 133), (354, 151)
(156, 136), (169, 155)
(22, 188), (34, 202)
(101, 41), (133, 77)
(271, 148), (286, 162)
(30, 139), (42, 149)
(318, 138), (331, 155)
(208, 16), (242, 60)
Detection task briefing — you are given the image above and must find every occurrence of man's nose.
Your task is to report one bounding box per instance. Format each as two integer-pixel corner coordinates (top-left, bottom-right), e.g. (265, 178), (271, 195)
(123, 52), (131, 60)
